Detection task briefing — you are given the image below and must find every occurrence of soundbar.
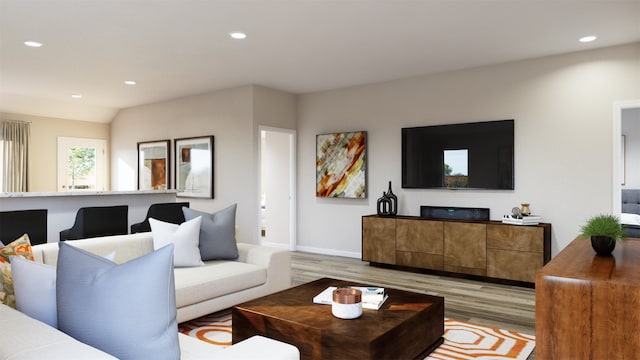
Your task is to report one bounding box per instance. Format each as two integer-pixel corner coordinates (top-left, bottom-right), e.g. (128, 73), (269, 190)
(420, 206), (490, 221)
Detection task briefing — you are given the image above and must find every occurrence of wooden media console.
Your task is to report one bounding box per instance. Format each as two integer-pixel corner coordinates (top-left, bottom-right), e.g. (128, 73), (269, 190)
(362, 215), (551, 286)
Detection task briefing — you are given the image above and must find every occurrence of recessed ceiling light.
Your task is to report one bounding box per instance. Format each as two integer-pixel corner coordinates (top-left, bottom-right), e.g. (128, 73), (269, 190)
(124, 80), (137, 85)
(579, 35), (597, 43)
(229, 32), (247, 39)
(24, 41), (43, 48)
(71, 94), (82, 99)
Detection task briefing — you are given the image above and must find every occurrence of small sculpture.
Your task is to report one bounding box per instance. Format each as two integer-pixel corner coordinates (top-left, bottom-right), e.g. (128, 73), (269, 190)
(376, 181), (398, 216)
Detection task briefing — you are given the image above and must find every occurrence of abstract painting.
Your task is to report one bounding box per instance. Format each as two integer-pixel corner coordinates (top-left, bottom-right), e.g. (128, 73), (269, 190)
(316, 131), (367, 198)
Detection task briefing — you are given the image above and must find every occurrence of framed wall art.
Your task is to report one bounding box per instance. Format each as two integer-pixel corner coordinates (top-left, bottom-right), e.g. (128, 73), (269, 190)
(137, 140), (170, 190)
(175, 136), (214, 198)
(316, 131), (367, 198)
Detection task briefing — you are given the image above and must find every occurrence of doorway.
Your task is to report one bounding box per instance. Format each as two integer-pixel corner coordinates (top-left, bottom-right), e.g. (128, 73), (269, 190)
(259, 127), (296, 250)
(613, 101), (640, 214)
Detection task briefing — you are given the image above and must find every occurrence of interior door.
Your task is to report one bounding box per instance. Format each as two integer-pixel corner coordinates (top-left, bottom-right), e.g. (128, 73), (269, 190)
(57, 137), (107, 191)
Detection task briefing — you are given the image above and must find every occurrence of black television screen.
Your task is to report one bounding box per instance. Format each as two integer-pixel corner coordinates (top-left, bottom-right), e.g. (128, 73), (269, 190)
(402, 119), (514, 190)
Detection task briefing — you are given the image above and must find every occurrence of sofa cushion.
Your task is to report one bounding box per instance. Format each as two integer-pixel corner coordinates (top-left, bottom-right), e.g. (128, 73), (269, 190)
(151, 217), (204, 267)
(0, 234), (34, 308)
(174, 261), (266, 308)
(183, 204), (239, 260)
(56, 242), (180, 360)
(0, 303), (118, 360)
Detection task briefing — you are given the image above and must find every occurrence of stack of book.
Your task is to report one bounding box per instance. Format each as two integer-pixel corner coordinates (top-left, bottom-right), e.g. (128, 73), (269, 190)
(313, 286), (388, 310)
(501, 215), (542, 225)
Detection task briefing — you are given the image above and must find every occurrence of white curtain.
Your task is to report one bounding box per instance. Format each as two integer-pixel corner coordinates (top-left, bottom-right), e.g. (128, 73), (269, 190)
(1, 121), (30, 192)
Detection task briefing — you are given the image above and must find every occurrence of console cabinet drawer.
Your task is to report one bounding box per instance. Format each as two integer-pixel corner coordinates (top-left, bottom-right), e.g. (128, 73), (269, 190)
(487, 225), (544, 252)
(488, 249), (544, 282)
(397, 251), (444, 270)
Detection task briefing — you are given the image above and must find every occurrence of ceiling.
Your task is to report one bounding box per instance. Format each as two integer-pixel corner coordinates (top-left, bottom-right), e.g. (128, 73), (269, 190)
(1, 0), (639, 123)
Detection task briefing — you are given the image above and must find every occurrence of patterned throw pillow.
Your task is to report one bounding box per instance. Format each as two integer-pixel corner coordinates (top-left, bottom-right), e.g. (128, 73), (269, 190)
(0, 234), (34, 308)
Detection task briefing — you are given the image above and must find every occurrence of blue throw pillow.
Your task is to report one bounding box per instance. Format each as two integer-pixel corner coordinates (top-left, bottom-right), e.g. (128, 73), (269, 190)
(56, 242), (179, 360)
(183, 204), (238, 260)
(11, 256), (57, 327)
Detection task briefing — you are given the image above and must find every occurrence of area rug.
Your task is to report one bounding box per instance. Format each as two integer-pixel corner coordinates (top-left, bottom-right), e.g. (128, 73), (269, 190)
(179, 311), (535, 360)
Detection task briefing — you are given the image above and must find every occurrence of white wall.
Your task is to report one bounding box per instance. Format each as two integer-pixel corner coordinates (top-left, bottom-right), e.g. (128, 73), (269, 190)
(622, 108), (640, 188)
(109, 85), (296, 244)
(297, 43), (640, 258)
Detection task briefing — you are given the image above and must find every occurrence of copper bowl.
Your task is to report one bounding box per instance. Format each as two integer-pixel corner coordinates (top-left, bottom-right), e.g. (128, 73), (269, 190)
(332, 288), (362, 304)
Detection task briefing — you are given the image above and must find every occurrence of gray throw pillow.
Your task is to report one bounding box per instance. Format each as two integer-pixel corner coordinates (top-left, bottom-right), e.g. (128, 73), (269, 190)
(56, 242), (180, 360)
(183, 204), (238, 260)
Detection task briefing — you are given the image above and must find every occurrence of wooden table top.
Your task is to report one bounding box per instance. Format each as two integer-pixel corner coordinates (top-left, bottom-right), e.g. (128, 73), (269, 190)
(234, 277), (443, 336)
(537, 237), (640, 284)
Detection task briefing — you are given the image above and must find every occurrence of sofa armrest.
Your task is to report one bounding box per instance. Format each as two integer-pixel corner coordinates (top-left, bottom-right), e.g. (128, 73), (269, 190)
(178, 334), (299, 360)
(236, 243), (291, 292)
(225, 336), (299, 359)
(0, 304), (117, 360)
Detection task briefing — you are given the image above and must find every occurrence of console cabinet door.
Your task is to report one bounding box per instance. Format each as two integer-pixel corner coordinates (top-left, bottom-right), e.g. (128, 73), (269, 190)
(443, 222), (486, 276)
(487, 225), (544, 282)
(362, 217), (396, 264)
(396, 219), (444, 270)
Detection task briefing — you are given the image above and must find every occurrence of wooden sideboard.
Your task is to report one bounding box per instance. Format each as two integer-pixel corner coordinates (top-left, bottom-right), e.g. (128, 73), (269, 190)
(362, 215), (551, 285)
(535, 237), (640, 359)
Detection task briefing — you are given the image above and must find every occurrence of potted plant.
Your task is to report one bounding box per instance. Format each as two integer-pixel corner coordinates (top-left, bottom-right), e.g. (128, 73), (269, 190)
(579, 214), (625, 256)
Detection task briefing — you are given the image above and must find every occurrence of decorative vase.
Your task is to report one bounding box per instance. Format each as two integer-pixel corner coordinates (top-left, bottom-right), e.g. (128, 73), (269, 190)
(376, 181), (398, 216)
(591, 235), (616, 256)
(520, 203), (531, 216)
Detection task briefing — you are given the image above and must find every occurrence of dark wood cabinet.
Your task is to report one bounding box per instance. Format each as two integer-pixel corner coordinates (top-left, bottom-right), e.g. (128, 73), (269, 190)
(362, 215), (551, 286)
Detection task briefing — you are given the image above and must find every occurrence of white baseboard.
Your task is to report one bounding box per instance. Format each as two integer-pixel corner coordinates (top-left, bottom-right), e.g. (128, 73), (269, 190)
(259, 240), (290, 249)
(293, 245), (361, 259)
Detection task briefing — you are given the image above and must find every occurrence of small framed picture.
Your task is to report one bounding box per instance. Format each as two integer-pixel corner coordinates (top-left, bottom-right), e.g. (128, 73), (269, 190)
(137, 140), (170, 190)
(175, 136), (214, 198)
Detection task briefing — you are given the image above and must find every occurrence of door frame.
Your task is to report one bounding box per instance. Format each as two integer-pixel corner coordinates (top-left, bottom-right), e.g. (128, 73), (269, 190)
(258, 126), (297, 250)
(613, 100), (640, 215)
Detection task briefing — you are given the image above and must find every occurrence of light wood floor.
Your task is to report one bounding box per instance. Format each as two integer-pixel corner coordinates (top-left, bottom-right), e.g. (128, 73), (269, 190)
(291, 251), (536, 359)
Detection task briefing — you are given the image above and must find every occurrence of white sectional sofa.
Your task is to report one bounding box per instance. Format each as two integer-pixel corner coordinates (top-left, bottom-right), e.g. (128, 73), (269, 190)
(1, 303), (299, 360)
(1, 232), (299, 359)
(30, 232), (291, 323)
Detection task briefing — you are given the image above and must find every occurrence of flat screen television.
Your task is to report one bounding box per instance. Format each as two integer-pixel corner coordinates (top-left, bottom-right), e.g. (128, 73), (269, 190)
(402, 119), (514, 190)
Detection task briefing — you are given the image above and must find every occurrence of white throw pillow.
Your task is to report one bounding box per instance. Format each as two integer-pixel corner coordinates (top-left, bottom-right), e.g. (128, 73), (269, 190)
(621, 213), (640, 226)
(150, 216), (204, 267)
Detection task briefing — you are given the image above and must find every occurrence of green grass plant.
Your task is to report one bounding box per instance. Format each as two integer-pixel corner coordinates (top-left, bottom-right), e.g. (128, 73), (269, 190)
(579, 214), (625, 242)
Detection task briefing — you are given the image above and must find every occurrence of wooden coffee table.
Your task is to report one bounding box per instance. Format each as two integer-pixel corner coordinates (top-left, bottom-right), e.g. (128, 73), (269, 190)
(232, 277), (444, 360)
